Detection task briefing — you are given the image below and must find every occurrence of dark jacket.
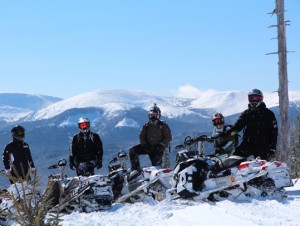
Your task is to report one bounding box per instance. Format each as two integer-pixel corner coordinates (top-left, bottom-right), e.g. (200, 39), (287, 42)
(212, 125), (238, 155)
(228, 102), (278, 148)
(2, 139), (35, 177)
(139, 120), (172, 147)
(70, 131), (103, 164)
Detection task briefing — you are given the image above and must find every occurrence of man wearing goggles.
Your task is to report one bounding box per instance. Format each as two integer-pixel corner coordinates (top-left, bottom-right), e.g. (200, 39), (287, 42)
(220, 89), (278, 161)
(69, 117), (103, 176)
(211, 113), (238, 157)
(2, 125), (36, 184)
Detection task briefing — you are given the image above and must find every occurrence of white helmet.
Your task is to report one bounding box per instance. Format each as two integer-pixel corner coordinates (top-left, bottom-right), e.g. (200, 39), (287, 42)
(78, 117), (90, 132)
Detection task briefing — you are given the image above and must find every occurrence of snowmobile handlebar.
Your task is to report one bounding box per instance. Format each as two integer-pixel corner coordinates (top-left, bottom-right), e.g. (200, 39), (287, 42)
(48, 159), (68, 169)
(175, 135), (218, 149)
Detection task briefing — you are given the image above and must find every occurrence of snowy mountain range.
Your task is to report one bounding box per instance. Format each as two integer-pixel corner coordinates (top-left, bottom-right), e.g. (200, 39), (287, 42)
(0, 89), (300, 188)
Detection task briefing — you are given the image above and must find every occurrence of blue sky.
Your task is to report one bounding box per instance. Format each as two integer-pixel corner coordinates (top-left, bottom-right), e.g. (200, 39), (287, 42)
(0, 0), (299, 99)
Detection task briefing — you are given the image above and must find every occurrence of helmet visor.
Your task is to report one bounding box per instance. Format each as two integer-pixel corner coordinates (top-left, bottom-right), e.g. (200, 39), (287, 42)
(16, 131), (25, 138)
(213, 118), (224, 126)
(149, 113), (160, 119)
(79, 122), (90, 129)
(248, 94), (263, 103)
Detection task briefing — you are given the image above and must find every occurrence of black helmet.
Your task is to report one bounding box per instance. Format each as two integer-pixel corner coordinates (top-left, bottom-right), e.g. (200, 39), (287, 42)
(11, 125), (26, 141)
(212, 113), (225, 126)
(248, 89), (263, 108)
(148, 103), (161, 120)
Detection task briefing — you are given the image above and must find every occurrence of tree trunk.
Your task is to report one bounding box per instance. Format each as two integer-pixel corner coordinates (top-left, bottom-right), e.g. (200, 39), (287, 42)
(276, 0), (290, 163)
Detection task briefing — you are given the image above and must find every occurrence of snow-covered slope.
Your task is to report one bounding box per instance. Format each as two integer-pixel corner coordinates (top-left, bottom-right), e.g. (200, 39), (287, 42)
(57, 180), (300, 226)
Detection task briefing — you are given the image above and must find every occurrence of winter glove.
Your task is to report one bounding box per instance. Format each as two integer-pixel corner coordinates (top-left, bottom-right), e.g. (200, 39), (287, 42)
(96, 159), (102, 169)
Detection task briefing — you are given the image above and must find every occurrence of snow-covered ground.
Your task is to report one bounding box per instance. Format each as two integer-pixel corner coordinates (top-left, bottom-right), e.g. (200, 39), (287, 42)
(60, 179), (300, 226)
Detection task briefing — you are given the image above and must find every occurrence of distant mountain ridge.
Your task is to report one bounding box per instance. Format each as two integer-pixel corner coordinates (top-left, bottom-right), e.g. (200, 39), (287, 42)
(0, 89), (299, 187)
(0, 93), (62, 123)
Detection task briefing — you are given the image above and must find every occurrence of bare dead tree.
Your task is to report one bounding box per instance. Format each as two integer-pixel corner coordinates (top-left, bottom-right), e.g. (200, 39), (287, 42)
(267, 0), (290, 163)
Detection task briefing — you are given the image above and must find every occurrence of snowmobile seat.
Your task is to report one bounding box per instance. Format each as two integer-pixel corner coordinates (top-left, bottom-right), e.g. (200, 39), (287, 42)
(210, 155), (246, 173)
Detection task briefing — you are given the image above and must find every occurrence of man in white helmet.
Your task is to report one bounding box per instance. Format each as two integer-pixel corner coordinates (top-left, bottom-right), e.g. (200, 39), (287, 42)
(69, 117), (103, 176)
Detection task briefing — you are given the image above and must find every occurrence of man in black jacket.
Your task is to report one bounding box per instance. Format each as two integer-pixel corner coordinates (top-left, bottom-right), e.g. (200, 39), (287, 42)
(2, 125), (36, 184)
(69, 117), (103, 176)
(223, 89), (278, 161)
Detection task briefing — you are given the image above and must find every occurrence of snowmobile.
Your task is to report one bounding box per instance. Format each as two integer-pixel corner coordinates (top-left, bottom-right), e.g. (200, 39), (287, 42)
(47, 159), (113, 213)
(108, 150), (173, 204)
(168, 135), (293, 201)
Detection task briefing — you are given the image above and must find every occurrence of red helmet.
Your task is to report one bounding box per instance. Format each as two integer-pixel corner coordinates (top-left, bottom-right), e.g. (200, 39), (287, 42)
(212, 113), (224, 126)
(248, 89), (263, 108)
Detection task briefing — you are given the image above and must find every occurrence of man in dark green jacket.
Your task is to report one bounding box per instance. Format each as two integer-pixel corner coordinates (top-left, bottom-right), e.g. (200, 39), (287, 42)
(129, 104), (172, 171)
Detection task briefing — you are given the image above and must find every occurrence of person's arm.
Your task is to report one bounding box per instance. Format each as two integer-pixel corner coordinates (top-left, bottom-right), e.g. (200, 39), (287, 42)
(25, 144), (35, 168)
(3, 145), (11, 174)
(94, 133), (103, 161)
(161, 123), (172, 147)
(139, 124), (147, 145)
(69, 135), (77, 169)
(227, 111), (247, 135)
(268, 111), (278, 148)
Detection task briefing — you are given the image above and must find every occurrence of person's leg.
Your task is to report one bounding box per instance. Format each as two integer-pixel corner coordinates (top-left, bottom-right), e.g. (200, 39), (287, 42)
(129, 144), (148, 170)
(149, 145), (164, 167)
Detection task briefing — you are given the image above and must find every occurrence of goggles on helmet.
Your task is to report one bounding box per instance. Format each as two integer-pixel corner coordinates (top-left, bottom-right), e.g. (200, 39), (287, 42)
(15, 131), (25, 138)
(248, 94), (263, 103)
(78, 122), (90, 129)
(213, 118), (224, 126)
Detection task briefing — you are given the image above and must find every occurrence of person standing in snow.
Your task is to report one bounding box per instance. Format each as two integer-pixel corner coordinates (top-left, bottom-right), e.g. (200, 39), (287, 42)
(220, 89), (278, 161)
(2, 125), (36, 184)
(69, 117), (103, 176)
(210, 112), (238, 157)
(129, 103), (172, 171)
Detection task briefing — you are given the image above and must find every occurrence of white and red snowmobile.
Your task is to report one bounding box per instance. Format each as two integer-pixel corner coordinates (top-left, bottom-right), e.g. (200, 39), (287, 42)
(108, 150), (173, 204)
(168, 135), (293, 201)
(47, 159), (113, 213)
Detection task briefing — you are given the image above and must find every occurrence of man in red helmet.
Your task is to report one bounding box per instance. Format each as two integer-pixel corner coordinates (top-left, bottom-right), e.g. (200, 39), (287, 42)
(221, 89), (278, 161)
(69, 117), (103, 176)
